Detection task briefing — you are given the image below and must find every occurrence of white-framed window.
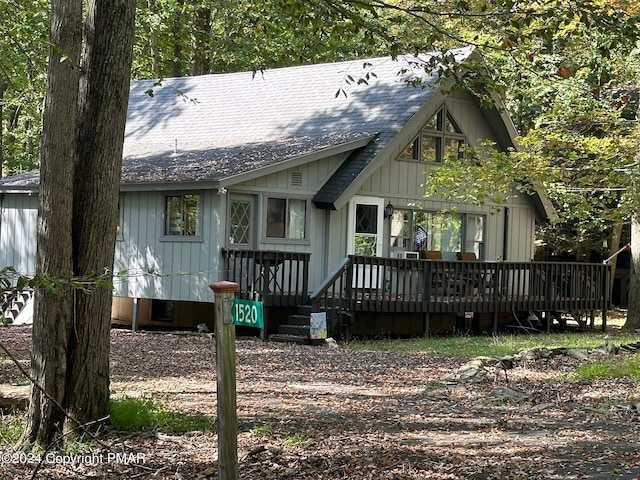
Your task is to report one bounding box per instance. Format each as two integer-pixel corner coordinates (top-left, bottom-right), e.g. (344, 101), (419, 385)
(165, 193), (200, 236)
(266, 197), (306, 240)
(398, 106), (466, 163)
(390, 209), (485, 260)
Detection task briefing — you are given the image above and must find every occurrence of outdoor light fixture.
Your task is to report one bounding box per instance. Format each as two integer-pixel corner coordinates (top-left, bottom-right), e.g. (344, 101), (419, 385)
(384, 201), (394, 219)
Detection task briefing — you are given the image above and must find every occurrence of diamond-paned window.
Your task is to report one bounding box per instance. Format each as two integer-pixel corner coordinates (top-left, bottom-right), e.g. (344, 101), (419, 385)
(230, 200), (251, 244)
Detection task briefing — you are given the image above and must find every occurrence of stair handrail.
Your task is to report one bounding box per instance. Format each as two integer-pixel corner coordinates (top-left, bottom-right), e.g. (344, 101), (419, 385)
(310, 255), (353, 310)
(603, 243), (630, 264)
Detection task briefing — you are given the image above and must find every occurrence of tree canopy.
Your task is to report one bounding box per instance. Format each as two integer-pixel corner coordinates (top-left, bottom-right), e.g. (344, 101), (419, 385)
(2, 0), (640, 303)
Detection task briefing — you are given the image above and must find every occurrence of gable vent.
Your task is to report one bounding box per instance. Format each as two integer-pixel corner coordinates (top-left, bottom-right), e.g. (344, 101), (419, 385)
(290, 171), (303, 188)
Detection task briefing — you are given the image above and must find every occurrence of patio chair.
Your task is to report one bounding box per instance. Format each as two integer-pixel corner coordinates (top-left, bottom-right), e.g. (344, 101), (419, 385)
(456, 251), (494, 295)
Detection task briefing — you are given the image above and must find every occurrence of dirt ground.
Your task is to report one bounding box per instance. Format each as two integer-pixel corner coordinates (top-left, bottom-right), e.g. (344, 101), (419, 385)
(0, 323), (639, 480)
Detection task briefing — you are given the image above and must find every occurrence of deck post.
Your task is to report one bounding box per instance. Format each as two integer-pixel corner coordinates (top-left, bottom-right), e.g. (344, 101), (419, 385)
(260, 307), (268, 341)
(131, 297), (139, 332)
(210, 281), (239, 480)
(423, 312), (430, 337)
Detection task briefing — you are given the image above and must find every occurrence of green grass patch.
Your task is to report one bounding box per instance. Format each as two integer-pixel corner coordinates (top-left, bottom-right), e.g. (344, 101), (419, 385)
(0, 413), (24, 446)
(348, 332), (640, 359)
(109, 396), (214, 433)
(282, 431), (312, 447)
(571, 356), (640, 381)
(250, 423), (273, 437)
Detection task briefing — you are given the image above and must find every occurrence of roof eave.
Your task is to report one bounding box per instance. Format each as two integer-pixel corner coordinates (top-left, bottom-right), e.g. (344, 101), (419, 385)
(220, 134), (377, 187)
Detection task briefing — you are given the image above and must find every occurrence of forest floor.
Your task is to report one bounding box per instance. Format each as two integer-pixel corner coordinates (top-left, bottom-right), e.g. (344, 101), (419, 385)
(0, 318), (639, 480)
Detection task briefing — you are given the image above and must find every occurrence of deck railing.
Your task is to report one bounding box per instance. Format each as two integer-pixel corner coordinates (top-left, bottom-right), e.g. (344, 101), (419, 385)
(223, 250), (611, 332)
(312, 255), (611, 331)
(221, 249), (311, 307)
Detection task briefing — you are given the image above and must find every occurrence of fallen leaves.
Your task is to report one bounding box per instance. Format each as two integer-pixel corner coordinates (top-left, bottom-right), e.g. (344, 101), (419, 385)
(0, 326), (638, 479)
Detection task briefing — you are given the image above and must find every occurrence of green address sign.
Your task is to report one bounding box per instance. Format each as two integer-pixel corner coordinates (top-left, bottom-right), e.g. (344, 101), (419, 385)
(231, 299), (263, 328)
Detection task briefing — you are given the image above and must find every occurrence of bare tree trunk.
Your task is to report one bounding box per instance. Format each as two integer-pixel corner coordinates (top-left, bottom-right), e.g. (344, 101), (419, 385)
(66, 0), (136, 433)
(608, 221), (623, 300)
(0, 73), (4, 177)
(625, 212), (640, 329)
(189, 6), (211, 76)
(171, 0), (186, 77)
(24, 0), (136, 447)
(23, 0), (81, 448)
(147, 0), (161, 77)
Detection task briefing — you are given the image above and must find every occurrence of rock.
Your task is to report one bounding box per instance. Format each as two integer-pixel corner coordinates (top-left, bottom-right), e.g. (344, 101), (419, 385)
(530, 402), (555, 412)
(487, 386), (529, 403)
(325, 338), (339, 348)
(566, 348), (590, 361)
(518, 349), (539, 361)
(458, 368), (485, 383)
(538, 348), (553, 359)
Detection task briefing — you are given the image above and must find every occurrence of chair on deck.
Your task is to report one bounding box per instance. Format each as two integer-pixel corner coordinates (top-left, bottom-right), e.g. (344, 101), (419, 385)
(456, 251), (494, 295)
(420, 250), (446, 295)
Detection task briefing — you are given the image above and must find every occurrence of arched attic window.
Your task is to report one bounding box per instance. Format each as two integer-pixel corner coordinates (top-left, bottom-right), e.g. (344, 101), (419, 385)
(399, 106), (466, 163)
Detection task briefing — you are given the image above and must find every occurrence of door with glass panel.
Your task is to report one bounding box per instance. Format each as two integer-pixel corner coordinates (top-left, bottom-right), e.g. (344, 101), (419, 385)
(348, 196), (384, 288)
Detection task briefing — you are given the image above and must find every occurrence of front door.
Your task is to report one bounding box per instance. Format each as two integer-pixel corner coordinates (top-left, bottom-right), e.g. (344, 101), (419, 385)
(348, 196), (384, 256)
(348, 196), (384, 289)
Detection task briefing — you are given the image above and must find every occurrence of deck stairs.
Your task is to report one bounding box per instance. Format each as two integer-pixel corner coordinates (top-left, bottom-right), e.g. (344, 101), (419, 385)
(1, 290), (33, 325)
(269, 305), (313, 344)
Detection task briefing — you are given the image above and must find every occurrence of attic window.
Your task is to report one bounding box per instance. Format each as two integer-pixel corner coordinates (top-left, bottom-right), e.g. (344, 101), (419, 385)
(399, 106), (466, 163)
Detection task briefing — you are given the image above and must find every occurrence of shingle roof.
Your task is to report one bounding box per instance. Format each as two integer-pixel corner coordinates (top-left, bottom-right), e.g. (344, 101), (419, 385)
(120, 133), (375, 184)
(0, 49), (474, 193)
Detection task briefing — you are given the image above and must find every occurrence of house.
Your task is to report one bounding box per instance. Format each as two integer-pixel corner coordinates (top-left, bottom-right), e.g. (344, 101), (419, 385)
(0, 49), (610, 336)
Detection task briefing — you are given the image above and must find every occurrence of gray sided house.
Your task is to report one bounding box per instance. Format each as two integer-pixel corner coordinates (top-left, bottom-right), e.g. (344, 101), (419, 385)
(2, 50), (608, 336)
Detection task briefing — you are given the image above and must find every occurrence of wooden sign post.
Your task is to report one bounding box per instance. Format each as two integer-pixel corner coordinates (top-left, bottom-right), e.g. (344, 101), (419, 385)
(210, 281), (239, 480)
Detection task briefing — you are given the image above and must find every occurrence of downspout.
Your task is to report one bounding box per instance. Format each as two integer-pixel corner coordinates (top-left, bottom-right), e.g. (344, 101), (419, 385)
(502, 207), (509, 261)
(322, 209), (330, 281)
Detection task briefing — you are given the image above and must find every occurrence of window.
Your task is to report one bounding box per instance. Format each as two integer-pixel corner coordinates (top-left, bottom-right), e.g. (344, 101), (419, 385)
(165, 194), (200, 236)
(354, 204), (378, 255)
(390, 209), (485, 259)
(399, 106), (466, 163)
(230, 199), (252, 244)
(266, 198), (306, 239)
(465, 214), (485, 259)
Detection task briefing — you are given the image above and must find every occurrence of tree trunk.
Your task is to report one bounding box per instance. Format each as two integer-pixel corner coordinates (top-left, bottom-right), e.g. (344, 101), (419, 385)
(608, 221), (623, 300)
(189, 6), (211, 76)
(66, 0), (136, 433)
(147, 0), (161, 78)
(0, 73), (4, 177)
(171, 0), (186, 77)
(23, 0), (81, 448)
(625, 212), (640, 329)
(24, 0), (136, 447)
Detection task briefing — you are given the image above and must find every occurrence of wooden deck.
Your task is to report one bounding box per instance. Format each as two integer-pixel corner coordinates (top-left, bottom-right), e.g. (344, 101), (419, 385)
(223, 250), (611, 335)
